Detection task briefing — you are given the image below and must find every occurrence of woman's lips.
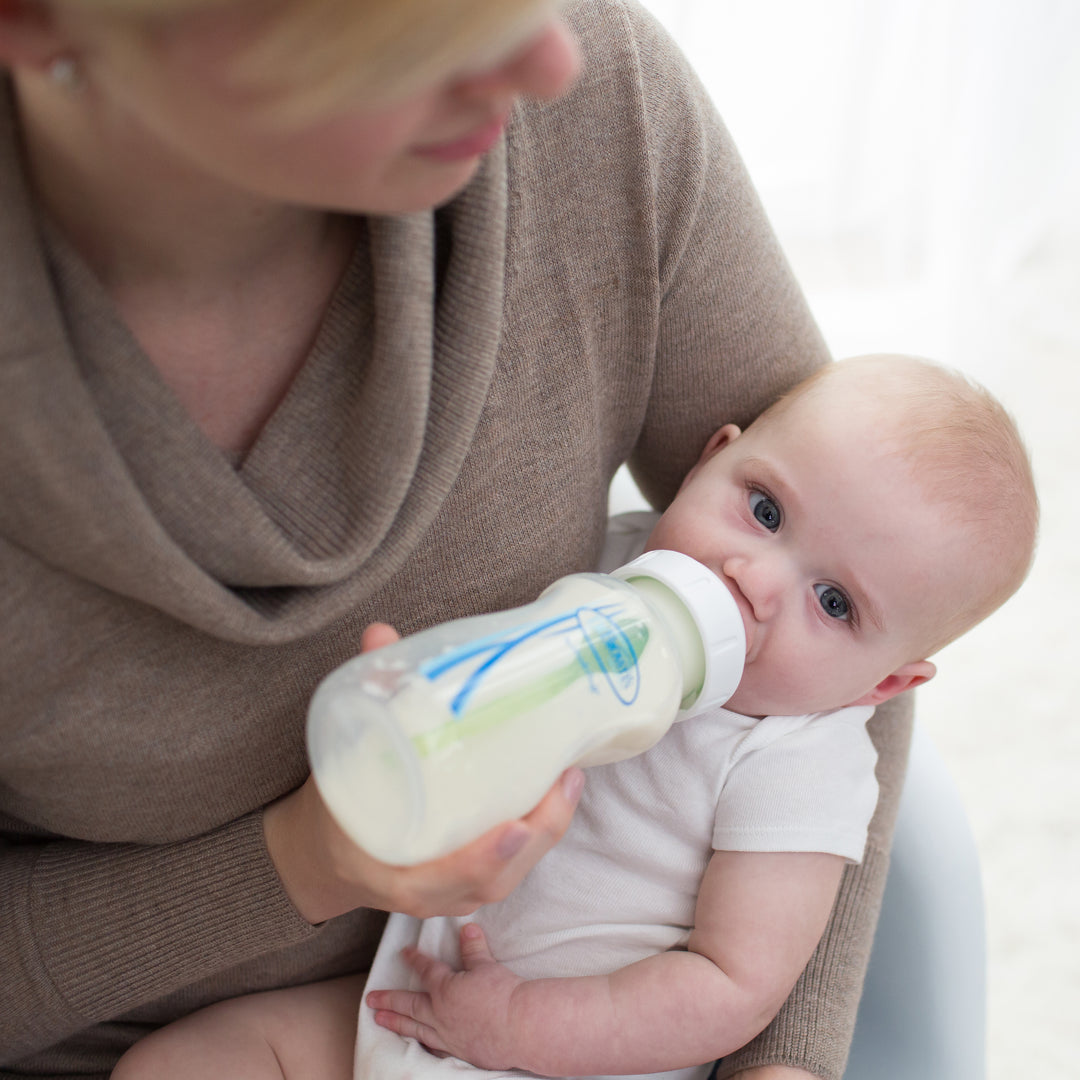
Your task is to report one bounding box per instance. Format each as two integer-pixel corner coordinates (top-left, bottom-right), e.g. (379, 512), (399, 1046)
(414, 114), (509, 163)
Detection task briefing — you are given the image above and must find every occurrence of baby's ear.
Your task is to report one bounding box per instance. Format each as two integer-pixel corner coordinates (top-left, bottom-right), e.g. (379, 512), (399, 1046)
(849, 660), (936, 707)
(679, 424), (741, 490)
(700, 423), (741, 461)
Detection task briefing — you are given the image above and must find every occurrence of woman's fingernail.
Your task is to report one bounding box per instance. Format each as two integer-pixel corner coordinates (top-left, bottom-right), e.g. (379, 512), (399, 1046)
(496, 825), (529, 861)
(562, 768), (584, 805)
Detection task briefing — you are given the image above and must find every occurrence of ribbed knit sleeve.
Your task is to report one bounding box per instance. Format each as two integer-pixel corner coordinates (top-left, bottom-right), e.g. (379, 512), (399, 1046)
(0, 813), (321, 1063)
(615, 0), (830, 510)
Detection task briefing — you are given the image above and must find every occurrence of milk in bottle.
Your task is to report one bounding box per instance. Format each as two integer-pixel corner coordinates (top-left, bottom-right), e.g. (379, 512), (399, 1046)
(307, 550), (744, 864)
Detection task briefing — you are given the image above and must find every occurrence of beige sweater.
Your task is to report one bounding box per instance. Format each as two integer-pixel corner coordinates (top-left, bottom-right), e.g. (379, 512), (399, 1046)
(0, 2), (911, 1077)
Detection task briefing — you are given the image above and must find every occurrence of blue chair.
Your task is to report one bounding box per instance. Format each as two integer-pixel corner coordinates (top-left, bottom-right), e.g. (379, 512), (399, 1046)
(844, 724), (987, 1079)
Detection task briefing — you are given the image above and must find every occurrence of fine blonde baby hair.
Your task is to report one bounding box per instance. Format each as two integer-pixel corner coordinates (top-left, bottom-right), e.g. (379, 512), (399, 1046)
(764, 353), (1039, 651)
(62, 0), (558, 114)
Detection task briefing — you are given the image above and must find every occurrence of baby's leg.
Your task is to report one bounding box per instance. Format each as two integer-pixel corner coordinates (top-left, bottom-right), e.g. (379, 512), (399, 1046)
(111, 974), (366, 1080)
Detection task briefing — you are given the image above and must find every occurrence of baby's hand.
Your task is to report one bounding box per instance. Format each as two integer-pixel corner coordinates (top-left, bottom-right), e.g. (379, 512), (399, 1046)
(367, 924), (524, 1071)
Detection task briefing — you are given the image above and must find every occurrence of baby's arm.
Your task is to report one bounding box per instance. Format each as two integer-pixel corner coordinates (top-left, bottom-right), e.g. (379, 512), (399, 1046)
(367, 849), (845, 1076)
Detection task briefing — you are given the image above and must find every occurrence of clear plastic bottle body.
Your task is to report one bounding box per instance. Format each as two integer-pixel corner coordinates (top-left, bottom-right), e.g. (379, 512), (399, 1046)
(308, 572), (690, 865)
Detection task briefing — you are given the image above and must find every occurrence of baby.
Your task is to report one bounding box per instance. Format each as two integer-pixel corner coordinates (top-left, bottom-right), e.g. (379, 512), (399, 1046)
(112, 354), (1038, 1080)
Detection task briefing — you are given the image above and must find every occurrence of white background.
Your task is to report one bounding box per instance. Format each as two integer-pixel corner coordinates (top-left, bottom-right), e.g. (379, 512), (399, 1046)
(625, 3), (1080, 1076)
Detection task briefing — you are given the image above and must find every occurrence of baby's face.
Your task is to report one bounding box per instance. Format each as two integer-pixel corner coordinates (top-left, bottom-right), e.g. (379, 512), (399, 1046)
(646, 391), (972, 717)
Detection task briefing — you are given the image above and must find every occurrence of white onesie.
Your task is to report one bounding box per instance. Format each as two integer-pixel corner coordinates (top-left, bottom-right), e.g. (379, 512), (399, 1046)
(355, 514), (879, 1080)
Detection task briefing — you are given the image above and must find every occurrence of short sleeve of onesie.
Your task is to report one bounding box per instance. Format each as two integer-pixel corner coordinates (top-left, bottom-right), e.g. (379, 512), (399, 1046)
(711, 707), (879, 862)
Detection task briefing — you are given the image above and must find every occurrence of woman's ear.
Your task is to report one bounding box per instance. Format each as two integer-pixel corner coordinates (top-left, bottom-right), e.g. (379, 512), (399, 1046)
(678, 423), (741, 491)
(849, 660), (936, 708)
(0, 0), (67, 71)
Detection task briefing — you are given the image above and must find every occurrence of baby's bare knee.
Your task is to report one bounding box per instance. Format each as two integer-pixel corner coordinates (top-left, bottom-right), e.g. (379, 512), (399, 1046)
(109, 995), (285, 1080)
(110, 977), (365, 1080)
(109, 1029), (198, 1080)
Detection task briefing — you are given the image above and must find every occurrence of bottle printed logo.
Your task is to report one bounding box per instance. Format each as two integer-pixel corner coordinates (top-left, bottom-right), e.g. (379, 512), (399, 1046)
(575, 607), (641, 705)
(419, 604), (645, 721)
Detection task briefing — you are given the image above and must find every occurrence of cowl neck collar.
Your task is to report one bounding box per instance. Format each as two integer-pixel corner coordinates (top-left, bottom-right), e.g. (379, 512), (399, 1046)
(0, 83), (508, 643)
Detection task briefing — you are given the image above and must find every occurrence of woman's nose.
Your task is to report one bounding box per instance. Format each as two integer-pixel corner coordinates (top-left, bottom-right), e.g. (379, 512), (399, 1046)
(453, 18), (581, 104)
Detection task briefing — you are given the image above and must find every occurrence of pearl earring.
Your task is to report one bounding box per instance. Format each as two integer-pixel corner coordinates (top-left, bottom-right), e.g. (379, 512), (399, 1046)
(48, 56), (83, 93)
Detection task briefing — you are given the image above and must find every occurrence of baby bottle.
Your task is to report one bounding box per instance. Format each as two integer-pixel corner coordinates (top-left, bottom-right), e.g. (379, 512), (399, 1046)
(306, 550), (745, 865)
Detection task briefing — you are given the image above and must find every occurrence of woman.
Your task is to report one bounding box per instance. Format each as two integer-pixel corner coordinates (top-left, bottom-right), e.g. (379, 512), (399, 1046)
(0, 1), (911, 1077)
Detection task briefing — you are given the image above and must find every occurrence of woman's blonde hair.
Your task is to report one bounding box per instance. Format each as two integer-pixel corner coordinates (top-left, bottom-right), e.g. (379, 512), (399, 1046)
(61, 0), (558, 114)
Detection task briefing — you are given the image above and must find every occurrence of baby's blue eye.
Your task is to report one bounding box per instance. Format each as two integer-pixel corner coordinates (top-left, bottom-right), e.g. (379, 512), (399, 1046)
(815, 584), (851, 621)
(749, 490), (782, 532)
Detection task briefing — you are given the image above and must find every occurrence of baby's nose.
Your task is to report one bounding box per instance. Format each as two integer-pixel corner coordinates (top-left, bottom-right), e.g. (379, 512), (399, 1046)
(723, 551), (791, 622)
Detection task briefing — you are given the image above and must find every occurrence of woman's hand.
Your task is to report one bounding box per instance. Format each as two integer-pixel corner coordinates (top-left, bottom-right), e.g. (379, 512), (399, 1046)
(263, 623), (585, 924)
